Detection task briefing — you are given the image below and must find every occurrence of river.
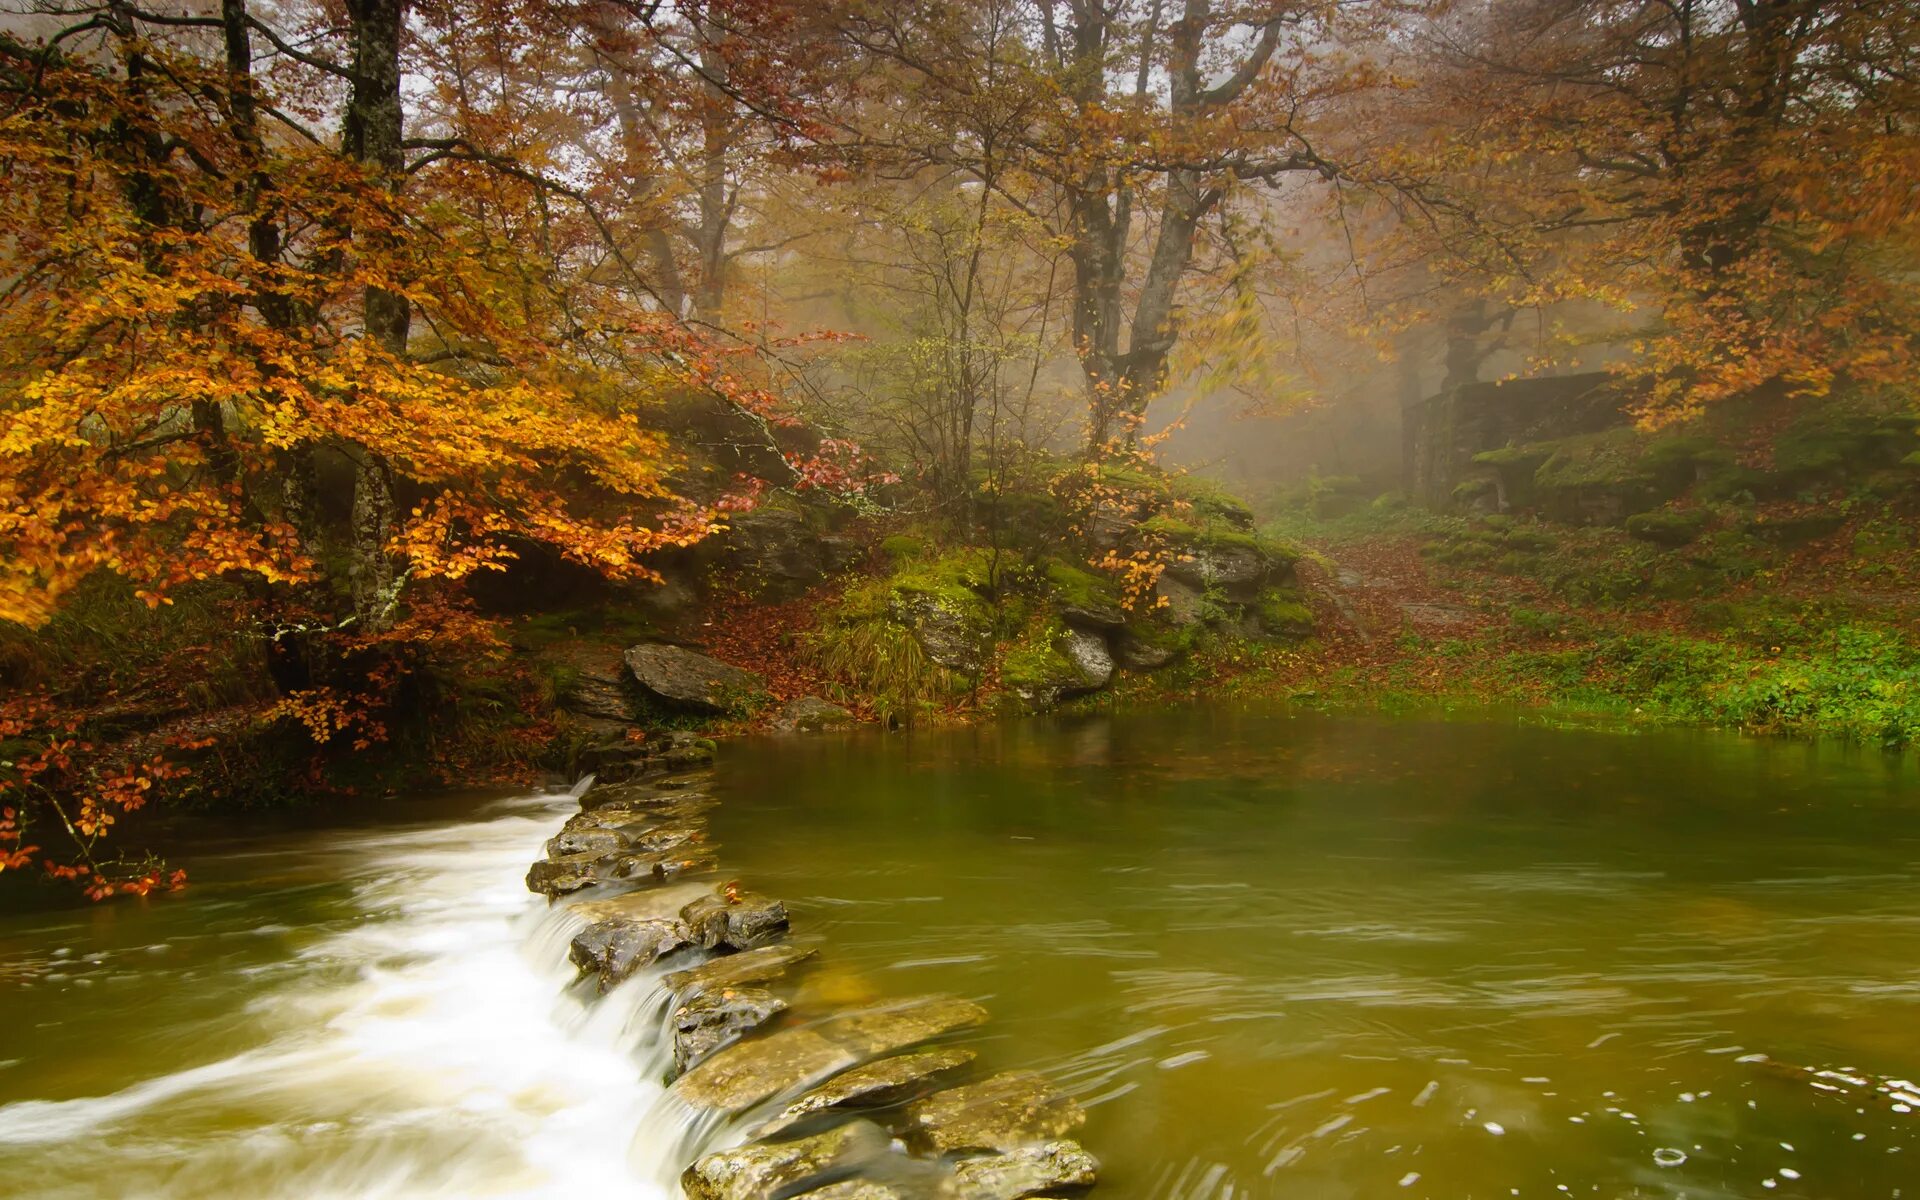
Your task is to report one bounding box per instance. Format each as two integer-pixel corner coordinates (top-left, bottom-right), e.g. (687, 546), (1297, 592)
(3, 708), (1919, 1198)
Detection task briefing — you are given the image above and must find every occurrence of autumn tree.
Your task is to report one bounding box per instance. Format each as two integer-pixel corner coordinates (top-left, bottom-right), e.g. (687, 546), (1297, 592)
(0, 1), (822, 892)
(1396, 0), (1920, 422)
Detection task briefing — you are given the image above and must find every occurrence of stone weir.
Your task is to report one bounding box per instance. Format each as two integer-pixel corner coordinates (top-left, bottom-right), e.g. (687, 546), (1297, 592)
(525, 735), (1100, 1200)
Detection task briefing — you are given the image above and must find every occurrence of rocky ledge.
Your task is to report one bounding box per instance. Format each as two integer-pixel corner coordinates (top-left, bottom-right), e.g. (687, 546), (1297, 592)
(526, 748), (1099, 1200)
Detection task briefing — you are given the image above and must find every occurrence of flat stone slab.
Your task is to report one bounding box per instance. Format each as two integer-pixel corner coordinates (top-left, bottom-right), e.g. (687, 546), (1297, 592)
(673, 995), (989, 1113)
(674, 986), (788, 1074)
(817, 996), (988, 1058)
(664, 944), (818, 998)
(672, 1026), (860, 1113)
(756, 1048), (977, 1137)
(625, 643), (766, 713)
(904, 1072), (1085, 1153)
(682, 1119), (890, 1200)
(948, 1140), (1098, 1199)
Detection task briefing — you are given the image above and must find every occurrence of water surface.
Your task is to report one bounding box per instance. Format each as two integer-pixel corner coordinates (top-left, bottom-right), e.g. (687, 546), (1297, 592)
(709, 708), (1920, 1199)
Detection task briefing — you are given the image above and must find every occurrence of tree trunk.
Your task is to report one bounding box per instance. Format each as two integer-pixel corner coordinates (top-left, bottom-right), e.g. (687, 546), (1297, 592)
(344, 0), (408, 630)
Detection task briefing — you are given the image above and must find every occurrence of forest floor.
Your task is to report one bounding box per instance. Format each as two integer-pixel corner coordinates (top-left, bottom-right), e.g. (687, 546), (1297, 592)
(1161, 500), (1920, 746)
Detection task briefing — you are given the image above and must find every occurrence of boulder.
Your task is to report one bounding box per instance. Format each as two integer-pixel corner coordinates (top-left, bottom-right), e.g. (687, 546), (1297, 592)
(664, 943), (818, 998)
(947, 1141), (1098, 1199)
(624, 644), (766, 714)
(683, 890), (790, 951)
(1163, 542), (1271, 592)
(682, 1119), (891, 1200)
(674, 995), (989, 1113)
(890, 594), (990, 674)
(755, 1048), (977, 1137)
(1155, 577), (1207, 625)
(674, 986), (789, 1074)
(1059, 629), (1113, 689)
(770, 696), (857, 734)
(904, 1072), (1085, 1154)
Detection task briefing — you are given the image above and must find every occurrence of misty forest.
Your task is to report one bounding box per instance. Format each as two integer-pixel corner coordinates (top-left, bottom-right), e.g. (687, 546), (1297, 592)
(3, 0), (1920, 1196)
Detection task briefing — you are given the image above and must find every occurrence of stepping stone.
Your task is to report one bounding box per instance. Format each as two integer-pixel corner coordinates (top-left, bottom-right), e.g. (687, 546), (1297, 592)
(904, 1072), (1085, 1153)
(755, 1048), (977, 1137)
(681, 1118), (889, 1200)
(674, 995), (988, 1113)
(674, 987), (788, 1074)
(683, 890), (789, 950)
(948, 1140), (1098, 1199)
(567, 882), (715, 988)
(663, 944), (818, 998)
(816, 996), (988, 1058)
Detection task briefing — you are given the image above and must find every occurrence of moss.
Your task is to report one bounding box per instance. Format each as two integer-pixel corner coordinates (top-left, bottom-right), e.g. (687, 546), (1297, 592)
(1169, 476), (1257, 528)
(1141, 512), (1201, 541)
(888, 547), (995, 616)
(997, 621), (1077, 692)
(1451, 476), (1497, 505)
(1472, 445), (1553, 471)
(1043, 558), (1119, 609)
(879, 534), (929, 561)
(1743, 511), (1847, 546)
(1532, 428), (1657, 491)
(1254, 588), (1314, 638)
(1625, 509), (1710, 546)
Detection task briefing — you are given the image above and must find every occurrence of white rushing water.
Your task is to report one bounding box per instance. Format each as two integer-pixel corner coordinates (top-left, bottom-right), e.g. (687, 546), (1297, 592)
(0, 786), (704, 1200)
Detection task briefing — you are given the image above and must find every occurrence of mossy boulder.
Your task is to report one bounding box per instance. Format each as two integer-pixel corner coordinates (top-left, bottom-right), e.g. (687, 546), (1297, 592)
(1625, 509), (1710, 546)
(1000, 623), (1110, 712)
(1253, 588), (1314, 638)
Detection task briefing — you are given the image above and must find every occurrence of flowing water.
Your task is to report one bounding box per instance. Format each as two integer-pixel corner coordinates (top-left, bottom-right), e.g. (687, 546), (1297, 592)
(0, 784), (689, 1199)
(1, 708), (1918, 1199)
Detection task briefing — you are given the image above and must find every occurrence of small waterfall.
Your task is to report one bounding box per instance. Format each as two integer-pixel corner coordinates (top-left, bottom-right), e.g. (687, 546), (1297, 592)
(0, 788), (701, 1199)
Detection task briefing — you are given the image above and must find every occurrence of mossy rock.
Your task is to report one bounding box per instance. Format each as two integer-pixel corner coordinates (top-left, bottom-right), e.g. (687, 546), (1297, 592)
(1532, 428), (1658, 491)
(1472, 445), (1553, 472)
(1451, 476), (1498, 507)
(879, 534), (929, 561)
(1254, 588), (1314, 638)
(1042, 559), (1120, 611)
(1744, 510), (1847, 546)
(1169, 477), (1257, 529)
(1625, 509), (1710, 547)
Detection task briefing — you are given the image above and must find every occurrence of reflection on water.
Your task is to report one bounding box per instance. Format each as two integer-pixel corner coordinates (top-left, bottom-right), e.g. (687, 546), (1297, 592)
(0, 788), (677, 1199)
(709, 708), (1920, 1200)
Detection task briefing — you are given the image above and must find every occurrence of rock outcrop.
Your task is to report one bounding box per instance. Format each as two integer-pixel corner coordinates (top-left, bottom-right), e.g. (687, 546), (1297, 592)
(624, 644), (767, 714)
